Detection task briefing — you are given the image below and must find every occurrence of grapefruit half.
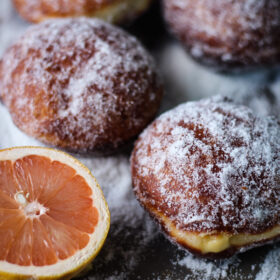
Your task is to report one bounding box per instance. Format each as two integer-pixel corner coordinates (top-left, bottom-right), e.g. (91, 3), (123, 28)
(0, 146), (110, 280)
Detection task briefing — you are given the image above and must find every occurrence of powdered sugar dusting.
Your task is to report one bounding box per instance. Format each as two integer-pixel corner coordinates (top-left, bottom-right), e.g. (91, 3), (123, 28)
(164, 0), (280, 68)
(133, 97), (280, 233)
(0, 17), (161, 151)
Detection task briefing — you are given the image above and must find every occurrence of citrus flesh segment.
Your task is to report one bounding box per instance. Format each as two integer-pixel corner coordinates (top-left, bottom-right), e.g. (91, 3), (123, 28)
(46, 175), (99, 233)
(13, 155), (76, 203)
(0, 190), (19, 209)
(0, 147), (110, 280)
(6, 219), (33, 266)
(0, 209), (26, 261)
(31, 218), (58, 266)
(40, 214), (90, 261)
(0, 161), (19, 197)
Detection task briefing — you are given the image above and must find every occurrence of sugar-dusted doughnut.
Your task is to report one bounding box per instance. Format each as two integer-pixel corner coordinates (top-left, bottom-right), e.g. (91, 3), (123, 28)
(13, 0), (153, 24)
(0, 18), (163, 154)
(131, 97), (280, 258)
(163, 0), (280, 71)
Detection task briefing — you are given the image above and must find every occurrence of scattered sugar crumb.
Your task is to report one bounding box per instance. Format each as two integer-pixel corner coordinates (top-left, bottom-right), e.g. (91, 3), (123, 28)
(176, 252), (240, 280)
(255, 247), (280, 280)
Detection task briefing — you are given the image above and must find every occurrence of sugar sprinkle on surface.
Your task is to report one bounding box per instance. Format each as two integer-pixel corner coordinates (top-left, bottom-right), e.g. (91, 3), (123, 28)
(0, 17), (159, 151)
(133, 97), (280, 234)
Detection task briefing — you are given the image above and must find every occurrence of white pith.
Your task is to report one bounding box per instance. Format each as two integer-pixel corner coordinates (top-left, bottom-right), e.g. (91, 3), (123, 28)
(0, 147), (110, 278)
(15, 192), (49, 218)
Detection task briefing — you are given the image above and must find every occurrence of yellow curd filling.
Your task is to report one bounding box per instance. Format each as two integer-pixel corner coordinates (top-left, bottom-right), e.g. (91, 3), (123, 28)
(161, 214), (280, 254)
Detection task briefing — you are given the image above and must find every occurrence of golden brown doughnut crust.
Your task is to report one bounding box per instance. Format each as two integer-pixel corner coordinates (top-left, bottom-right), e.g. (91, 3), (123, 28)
(0, 18), (163, 153)
(131, 97), (280, 257)
(163, 0), (280, 71)
(13, 0), (153, 24)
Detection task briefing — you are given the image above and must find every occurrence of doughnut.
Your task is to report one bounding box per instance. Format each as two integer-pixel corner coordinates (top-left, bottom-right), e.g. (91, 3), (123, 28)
(13, 0), (153, 24)
(131, 97), (280, 258)
(0, 18), (163, 154)
(163, 0), (280, 71)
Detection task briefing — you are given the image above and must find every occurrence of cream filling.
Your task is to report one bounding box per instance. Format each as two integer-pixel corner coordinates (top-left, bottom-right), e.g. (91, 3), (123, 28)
(161, 214), (280, 254)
